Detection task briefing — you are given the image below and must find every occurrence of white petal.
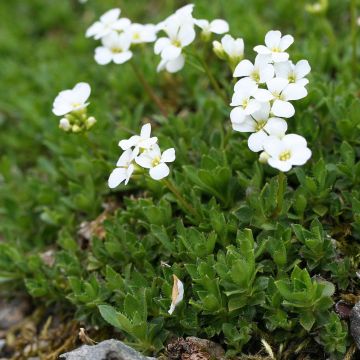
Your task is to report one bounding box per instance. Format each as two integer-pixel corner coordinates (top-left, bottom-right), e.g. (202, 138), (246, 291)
(53, 104), (72, 116)
(233, 60), (254, 78)
(108, 168), (127, 188)
(271, 52), (289, 63)
(282, 84), (307, 101)
(248, 131), (268, 152)
(254, 45), (271, 55)
(161, 148), (176, 163)
(268, 158), (292, 172)
(232, 116), (256, 132)
(118, 135), (139, 150)
(290, 147), (312, 165)
(230, 106), (247, 124)
(194, 19), (209, 30)
(95, 47), (113, 65)
(279, 35), (294, 51)
(150, 163), (170, 180)
(86, 22), (102, 38)
(274, 61), (292, 78)
(113, 51), (133, 64)
(161, 44), (182, 60)
(263, 136), (284, 157)
(116, 149), (133, 166)
(210, 19), (229, 34)
(244, 99), (261, 115)
(254, 89), (274, 102)
(283, 134), (307, 148)
(259, 64), (275, 83)
(252, 102), (271, 121)
(125, 164), (134, 185)
(140, 123), (151, 138)
(264, 117), (287, 136)
(73, 82), (91, 103)
(265, 30), (282, 48)
(166, 54), (185, 73)
(113, 18), (131, 31)
(266, 77), (289, 94)
(100, 8), (120, 23)
(297, 78), (309, 87)
(154, 37), (171, 54)
(136, 153), (153, 168)
(178, 25), (196, 47)
(271, 100), (295, 118)
(295, 60), (311, 79)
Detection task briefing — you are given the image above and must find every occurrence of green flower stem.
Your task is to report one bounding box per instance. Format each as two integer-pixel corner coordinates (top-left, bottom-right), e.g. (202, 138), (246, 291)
(351, 0), (358, 76)
(272, 171), (286, 218)
(199, 56), (228, 104)
(163, 178), (200, 220)
(130, 62), (168, 117)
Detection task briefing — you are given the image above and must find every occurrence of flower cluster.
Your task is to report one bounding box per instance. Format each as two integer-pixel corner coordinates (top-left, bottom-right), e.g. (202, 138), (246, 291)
(155, 4), (229, 73)
(52, 82), (96, 132)
(108, 124), (176, 188)
(85, 5), (229, 73)
(230, 30), (312, 172)
(86, 8), (157, 65)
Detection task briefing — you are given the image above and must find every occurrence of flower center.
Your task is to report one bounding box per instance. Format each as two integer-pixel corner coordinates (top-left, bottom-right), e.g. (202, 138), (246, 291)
(272, 91), (285, 101)
(288, 72), (296, 83)
(111, 46), (123, 53)
(255, 120), (267, 131)
(279, 150), (291, 161)
(271, 47), (281, 52)
(171, 39), (181, 47)
(133, 32), (141, 40)
(251, 70), (260, 83)
(242, 99), (249, 108)
(151, 156), (161, 167)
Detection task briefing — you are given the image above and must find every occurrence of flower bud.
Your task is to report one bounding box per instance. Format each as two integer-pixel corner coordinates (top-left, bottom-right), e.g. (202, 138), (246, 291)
(59, 118), (71, 131)
(259, 151), (270, 164)
(85, 116), (97, 129)
(72, 124), (81, 133)
(212, 41), (226, 60)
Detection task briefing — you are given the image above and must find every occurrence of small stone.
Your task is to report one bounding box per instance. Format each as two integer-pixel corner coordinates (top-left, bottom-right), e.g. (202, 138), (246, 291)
(350, 301), (360, 349)
(59, 339), (156, 360)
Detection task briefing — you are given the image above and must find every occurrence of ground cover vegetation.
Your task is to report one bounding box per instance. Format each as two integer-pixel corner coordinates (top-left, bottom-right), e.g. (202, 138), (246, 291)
(0, 0), (359, 358)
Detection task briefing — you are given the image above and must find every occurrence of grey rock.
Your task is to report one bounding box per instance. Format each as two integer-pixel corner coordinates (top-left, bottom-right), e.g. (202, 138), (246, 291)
(60, 339), (156, 360)
(350, 301), (360, 349)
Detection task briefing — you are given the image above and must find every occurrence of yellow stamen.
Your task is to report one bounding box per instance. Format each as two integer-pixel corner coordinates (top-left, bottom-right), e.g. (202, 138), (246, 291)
(279, 150), (291, 161)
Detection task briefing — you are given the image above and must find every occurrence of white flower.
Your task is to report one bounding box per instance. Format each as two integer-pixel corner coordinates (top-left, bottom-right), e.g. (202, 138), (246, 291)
(234, 54), (274, 89)
(118, 123), (158, 158)
(255, 78), (307, 118)
(108, 149), (135, 188)
(168, 275), (184, 315)
(274, 60), (311, 86)
(94, 32), (132, 65)
(136, 144), (175, 180)
(254, 30), (294, 63)
(219, 34), (244, 61)
(230, 78), (260, 115)
(263, 134), (312, 172)
(231, 102), (287, 152)
(157, 54), (185, 73)
(59, 118), (71, 131)
(86, 8), (131, 40)
(194, 18), (229, 35)
(126, 23), (157, 44)
(52, 82), (91, 116)
(154, 23), (195, 61)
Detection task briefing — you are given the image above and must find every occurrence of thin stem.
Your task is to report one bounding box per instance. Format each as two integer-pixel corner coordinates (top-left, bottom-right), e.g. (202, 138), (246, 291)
(272, 171), (286, 218)
(163, 179), (200, 220)
(130, 62), (168, 117)
(199, 57), (228, 104)
(351, 0), (358, 76)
